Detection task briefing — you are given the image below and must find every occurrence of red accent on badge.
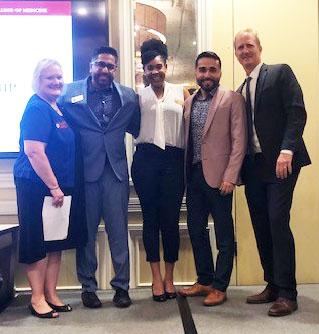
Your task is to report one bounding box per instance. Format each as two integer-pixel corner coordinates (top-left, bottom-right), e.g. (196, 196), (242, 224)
(56, 121), (69, 129)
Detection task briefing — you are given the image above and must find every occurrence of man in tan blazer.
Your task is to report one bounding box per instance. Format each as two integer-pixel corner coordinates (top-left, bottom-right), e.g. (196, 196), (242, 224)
(179, 51), (246, 306)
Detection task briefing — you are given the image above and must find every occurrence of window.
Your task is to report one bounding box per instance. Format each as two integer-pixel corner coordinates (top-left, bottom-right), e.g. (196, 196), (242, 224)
(110, 0), (212, 172)
(134, 0), (198, 91)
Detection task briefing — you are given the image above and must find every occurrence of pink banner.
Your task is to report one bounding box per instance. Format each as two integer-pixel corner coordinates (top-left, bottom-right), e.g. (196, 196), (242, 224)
(0, 1), (71, 15)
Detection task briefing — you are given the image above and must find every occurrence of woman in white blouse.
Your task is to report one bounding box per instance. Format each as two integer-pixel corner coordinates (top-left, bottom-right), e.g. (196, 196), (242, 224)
(132, 39), (189, 302)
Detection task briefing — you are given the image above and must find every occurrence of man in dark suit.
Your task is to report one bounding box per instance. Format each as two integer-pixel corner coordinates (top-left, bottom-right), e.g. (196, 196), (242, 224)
(234, 29), (311, 316)
(59, 47), (140, 309)
(178, 52), (246, 306)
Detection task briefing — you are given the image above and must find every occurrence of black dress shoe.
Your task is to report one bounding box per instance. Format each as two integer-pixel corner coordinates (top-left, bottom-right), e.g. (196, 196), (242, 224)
(81, 292), (102, 308)
(29, 304), (59, 319)
(113, 288), (132, 308)
(47, 301), (72, 312)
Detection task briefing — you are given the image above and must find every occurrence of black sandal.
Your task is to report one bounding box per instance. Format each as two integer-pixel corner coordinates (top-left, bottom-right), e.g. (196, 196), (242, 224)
(29, 304), (59, 319)
(47, 301), (72, 312)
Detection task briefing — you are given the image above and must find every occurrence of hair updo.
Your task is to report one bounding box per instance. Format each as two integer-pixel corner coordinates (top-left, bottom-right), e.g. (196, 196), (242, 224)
(140, 38), (168, 67)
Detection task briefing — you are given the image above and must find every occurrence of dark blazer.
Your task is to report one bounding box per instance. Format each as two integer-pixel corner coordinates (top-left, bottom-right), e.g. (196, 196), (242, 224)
(239, 63), (311, 172)
(58, 78), (140, 183)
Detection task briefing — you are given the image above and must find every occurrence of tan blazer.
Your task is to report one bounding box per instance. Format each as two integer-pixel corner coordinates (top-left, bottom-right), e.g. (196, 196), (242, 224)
(184, 86), (247, 188)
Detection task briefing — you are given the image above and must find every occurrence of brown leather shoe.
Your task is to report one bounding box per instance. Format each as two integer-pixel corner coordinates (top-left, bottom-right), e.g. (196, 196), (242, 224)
(203, 289), (227, 306)
(178, 283), (214, 297)
(268, 297), (298, 317)
(246, 287), (278, 304)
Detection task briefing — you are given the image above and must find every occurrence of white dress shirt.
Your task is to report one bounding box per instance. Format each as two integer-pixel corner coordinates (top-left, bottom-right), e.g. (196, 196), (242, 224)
(135, 82), (185, 149)
(242, 63), (263, 153)
(242, 63), (292, 156)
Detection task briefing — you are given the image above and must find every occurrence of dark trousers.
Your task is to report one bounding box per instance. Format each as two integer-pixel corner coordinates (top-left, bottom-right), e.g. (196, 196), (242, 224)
(131, 144), (184, 263)
(186, 164), (235, 292)
(242, 154), (299, 301)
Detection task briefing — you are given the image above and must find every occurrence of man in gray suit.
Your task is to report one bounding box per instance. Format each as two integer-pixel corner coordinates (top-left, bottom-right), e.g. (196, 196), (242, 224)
(59, 46), (140, 308)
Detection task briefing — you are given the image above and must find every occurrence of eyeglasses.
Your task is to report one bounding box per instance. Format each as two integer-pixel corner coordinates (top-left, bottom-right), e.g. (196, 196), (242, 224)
(91, 61), (117, 71)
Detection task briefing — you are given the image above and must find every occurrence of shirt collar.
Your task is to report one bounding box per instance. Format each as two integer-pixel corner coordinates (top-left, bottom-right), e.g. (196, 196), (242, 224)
(88, 77), (114, 94)
(248, 63), (263, 80)
(194, 86), (218, 101)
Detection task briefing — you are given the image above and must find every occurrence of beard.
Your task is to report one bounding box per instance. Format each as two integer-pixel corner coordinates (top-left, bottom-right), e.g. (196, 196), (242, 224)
(92, 72), (114, 89)
(197, 78), (219, 93)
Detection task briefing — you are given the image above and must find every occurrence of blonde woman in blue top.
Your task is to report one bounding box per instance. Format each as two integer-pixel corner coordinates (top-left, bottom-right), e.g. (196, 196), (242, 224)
(14, 59), (86, 318)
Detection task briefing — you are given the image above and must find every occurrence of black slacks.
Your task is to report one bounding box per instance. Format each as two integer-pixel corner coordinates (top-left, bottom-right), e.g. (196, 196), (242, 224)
(131, 144), (184, 263)
(186, 164), (235, 292)
(242, 154), (299, 301)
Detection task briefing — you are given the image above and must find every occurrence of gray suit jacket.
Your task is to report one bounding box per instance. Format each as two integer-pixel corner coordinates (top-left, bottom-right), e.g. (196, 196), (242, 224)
(59, 78), (140, 182)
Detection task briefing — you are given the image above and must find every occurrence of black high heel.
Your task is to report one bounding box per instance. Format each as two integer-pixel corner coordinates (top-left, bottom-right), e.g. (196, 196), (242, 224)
(165, 291), (177, 299)
(152, 285), (167, 302)
(29, 304), (59, 319)
(47, 301), (72, 312)
(164, 281), (177, 299)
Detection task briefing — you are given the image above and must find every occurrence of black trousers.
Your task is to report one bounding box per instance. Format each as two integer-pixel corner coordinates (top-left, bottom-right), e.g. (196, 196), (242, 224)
(242, 154), (299, 301)
(131, 144), (184, 263)
(186, 164), (234, 292)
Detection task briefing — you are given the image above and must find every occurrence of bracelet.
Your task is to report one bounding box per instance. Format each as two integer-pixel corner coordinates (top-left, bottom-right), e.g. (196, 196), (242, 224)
(49, 186), (59, 191)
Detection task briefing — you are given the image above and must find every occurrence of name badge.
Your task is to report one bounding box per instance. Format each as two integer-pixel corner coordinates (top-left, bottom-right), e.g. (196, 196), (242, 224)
(71, 94), (84, 103)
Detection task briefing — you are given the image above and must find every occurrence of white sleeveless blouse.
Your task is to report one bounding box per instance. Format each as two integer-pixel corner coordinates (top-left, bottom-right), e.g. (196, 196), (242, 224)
(135, 82), (185, 149)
